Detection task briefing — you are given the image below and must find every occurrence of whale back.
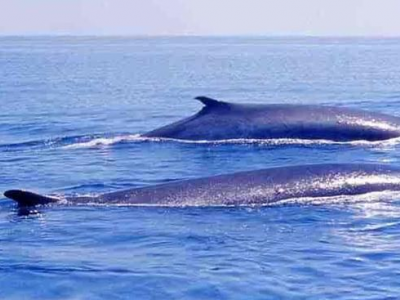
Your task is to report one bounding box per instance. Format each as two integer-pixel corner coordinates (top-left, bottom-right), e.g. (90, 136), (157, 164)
(5, 164), (400, 207)
(142, 96), (400, 141)
(142, 96), (232, 139)
(69, 163), (400, 206)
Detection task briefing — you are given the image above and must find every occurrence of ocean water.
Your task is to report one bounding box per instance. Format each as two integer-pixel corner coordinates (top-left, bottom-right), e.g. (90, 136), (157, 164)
(1, 36), (400, 299)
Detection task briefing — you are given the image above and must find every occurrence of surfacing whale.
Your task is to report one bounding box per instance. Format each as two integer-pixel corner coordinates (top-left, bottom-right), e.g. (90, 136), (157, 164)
(142, 96), (400, 141)
(4, 164), (400, 207)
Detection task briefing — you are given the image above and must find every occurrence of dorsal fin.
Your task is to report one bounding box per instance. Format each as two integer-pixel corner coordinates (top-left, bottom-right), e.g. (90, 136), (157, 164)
(4, 189), (60, 207)
(194, 96), (229, 108)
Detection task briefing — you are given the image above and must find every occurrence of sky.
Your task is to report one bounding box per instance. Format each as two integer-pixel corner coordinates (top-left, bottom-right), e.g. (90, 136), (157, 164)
(0, 0), (400, 36)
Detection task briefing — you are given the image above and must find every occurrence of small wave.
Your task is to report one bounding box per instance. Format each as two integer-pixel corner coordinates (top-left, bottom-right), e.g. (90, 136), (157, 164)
(62, 134), (400, 149)
(0, 139), (61, 151)
(62, 134), (144, 149)
(0, 134), (105, 151)
(4, 134), (400, 151)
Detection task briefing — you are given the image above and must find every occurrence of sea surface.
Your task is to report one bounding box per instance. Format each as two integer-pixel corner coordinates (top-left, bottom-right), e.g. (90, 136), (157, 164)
(1, 36), (400, 299)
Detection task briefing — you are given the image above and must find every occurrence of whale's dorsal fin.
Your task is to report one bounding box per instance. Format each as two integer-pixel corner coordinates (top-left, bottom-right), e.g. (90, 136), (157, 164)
(194, 96), (229, 108)
(4, 190), (60, 207)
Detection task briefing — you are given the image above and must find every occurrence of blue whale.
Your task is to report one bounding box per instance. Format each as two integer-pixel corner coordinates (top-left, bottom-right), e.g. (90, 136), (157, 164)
(4, 164), (400, 207)
(142, 96), (400, 141)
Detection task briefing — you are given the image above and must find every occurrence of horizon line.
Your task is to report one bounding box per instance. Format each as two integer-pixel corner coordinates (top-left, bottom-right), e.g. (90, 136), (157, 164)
(1, 34), (400, 39)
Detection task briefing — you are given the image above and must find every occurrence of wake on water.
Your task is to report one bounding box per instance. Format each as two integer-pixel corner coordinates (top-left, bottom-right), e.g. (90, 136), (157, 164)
(60, 134), (400, 149)
(3, 133), (400, 151)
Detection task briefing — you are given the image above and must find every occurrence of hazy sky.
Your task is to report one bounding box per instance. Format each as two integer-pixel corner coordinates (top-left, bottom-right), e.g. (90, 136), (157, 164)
(1, 0), (400, 36)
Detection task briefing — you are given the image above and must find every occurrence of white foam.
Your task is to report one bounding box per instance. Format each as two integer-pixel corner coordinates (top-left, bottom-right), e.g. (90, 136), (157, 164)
(62, 134), (400, 149)
(62, 134), (144, 149)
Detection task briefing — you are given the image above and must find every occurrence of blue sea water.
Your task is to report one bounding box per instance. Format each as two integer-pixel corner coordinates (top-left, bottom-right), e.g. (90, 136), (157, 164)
(1, 36), (400, 299)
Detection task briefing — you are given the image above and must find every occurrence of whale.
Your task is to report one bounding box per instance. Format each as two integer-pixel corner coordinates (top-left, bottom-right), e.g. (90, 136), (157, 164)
(142, 96), (400, 141)
(4, 163), (400, 207)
